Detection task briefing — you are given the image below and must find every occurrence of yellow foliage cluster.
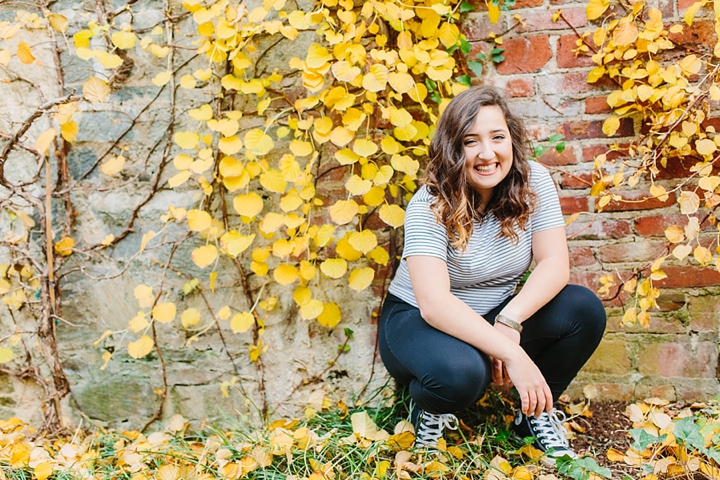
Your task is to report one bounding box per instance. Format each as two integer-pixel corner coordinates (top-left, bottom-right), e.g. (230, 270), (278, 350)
(580, 0), (720, 325)
(0, 0), (474, 369)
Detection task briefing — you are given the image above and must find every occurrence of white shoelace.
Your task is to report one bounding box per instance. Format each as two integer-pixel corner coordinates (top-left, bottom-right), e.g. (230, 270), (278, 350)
(529, 410), (576, 456)
(415, 411), (459, 448)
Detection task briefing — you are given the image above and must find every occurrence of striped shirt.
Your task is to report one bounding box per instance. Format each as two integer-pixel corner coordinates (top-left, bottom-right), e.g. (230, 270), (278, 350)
(387, 161), (565, 316)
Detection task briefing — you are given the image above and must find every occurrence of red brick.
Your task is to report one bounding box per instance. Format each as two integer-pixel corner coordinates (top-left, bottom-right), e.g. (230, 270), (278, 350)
(538, 146), (576, 166)
(519, 8), (588, 32)
(570, 247), (596, 267)
(557, 34), (595, 68)
(668, 21), (715, 45)
(561, 118), (635, 140)
(634, 214), (707, 237)
(595, 240), (667, 263)
(687, 295), (720, 332)
(512, 0), (543, 8)
(560, 195), (589, 214)
(600, 190), (676, 212)
(656, 293), (687, 312)
(638, 341), (717, 377)
(566, 219), (632, 239)
(496, 35), (552, 75)
(560, 171), (594, 189)
(581, 144), (627, 162)
(462, 14), (495, 41)
(653, 156), (714, 180)
(504, 78), (535, 98)
(584, 338), (631, 375)
(678, 0), (697, 10)
(656, 266), (720, 288)
(585, 96), (612, 114)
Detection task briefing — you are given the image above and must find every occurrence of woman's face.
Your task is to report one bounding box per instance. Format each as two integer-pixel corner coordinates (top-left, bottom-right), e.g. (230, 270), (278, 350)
(462, 105), (514, 205)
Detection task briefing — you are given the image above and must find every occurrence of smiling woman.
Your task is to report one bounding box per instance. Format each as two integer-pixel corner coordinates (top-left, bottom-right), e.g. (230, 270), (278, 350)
(378, 86), (607, 464)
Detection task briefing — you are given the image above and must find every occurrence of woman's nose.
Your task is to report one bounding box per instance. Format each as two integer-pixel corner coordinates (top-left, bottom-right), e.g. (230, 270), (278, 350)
(477, 141), (494, 159)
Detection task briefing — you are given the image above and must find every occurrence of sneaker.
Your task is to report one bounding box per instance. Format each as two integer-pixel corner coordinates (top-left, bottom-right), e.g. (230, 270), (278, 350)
(410, 402), (458, 448)
(513, 409), (577, 465)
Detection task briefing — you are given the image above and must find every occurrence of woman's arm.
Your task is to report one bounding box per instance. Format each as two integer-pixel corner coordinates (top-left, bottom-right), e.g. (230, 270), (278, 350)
(407, 255), (553, 417)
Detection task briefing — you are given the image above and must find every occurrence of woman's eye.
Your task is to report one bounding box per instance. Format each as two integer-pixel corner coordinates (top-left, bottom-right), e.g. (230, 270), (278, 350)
(493, 135), (505, 141)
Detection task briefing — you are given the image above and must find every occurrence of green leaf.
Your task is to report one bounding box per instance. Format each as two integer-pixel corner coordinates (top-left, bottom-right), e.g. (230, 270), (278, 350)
(467, 61), (483, 77)
(459, 37), (471, 55)
(344, 327), (354, 338)
(556, 456), (611, 480)
(533, 145), (549, 158)
(447, 44), (459, 54)
(460, 0), (475, 12)
(456, 75), (472, 86)
(548, 133), (564, 143)
(555, 141), (566, 153)
(629, 428), (666, 451)
(425, 78), (437, 92)
(491, 47), (505, 55)
(476, 51), (487, 61)
(674, 417), (705, 449)
(429, 90), (442, 104)
(492, 54), (505, 63)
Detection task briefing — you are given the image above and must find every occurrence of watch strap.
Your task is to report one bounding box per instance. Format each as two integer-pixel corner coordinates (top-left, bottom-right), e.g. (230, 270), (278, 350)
(495, 314), (523, 333)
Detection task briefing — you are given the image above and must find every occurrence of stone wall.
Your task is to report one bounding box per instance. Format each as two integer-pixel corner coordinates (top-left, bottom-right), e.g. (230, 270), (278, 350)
(0, 0), (718, 430)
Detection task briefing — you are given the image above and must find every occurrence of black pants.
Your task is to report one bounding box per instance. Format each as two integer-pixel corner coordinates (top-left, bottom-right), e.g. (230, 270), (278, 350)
(378, 285), (606, 414)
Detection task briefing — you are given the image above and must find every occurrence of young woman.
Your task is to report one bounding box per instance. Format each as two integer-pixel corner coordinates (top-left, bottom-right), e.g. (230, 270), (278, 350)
(378, 86), (606, 463)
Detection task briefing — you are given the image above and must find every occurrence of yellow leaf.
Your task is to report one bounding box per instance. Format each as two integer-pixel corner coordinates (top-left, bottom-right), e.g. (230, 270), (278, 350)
(128, 335), (154, 358)
(649, 184), (669, 202)
(54, 236), (75, 256)
(245, 129), (274, 155)
(48, 14), (69, 33)
(602, 116), (620, 136)
(174, 131), (200, 149)
(234, 193), (264, 218)
(100, 155), (126, 176)
(379, 204), (405, 227)
(274, 264), (299, 285)
(367, 246), (390, 265)
(362, 64), (389, 92)
(694, 245), (712, 265)
(180, 75), (197, 89)
(34, 128), (56, 155)
(187, 209), (212, 231)
(330, 126), (354, 146)
(181, 308), (200, 328)
(219, 136), (243, 155)
(586, 0), (610, 20)
(438, 22), (459, 48)
(613, 17), (638, 46)
(388, 71), (414, 94)
(152, 70), (172, 86)
(152, 302), (177, 323)
(335, 148), (360, 165)
(34, 462), (53, 480)
(168, 170), (191, 188)
(664, 225), (685, 243)
(348, 267), (374, 291)
(364, 186), (387, 206)
(672, 244), (692, 261)
(0, 347), (13, 364)
(353, 138), (378, 157)
(606, 447), (625, 462)
(221, 231), (255, 257)
(290, 140), (313, 157)
(128, 312), (149, 333)
(300, 299), (324, 319)
(488, 1), (501, 23)
(61, 120), (78, 142)
(332, 61), (361, 82)
(329, 199), (359, 225)
(317, 302), (341, 327)
(0, 49), (10, 66)
(678, 191), (700, 214)
(231, 312), (255, 333)
(260, 212), (285, 234)
(192, 244), (218, 269)
(320, 258), (347, 278)
(306, 43), (332, 68)
(17, 41), (34, 64)
(315, 224), (335, 247)
(157, 465), (179, 480)
(381, 136), (401, 154)
(346, 175), (372, 195)
(684, 0), (704, 25)
(111, 30), (137, 49)
(83, 76), (110, 103)
(259, 169), (288, 193)
(352, 411), (381, 439)
(348, 230), (378, 254)
(696, 139), (716, 156)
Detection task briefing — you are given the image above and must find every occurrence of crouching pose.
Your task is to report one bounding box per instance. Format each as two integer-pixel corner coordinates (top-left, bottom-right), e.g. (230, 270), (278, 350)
(378, 85), (606, 463)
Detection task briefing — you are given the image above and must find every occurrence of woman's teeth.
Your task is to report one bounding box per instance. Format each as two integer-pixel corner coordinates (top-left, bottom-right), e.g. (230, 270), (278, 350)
(474, 164), (497, 173)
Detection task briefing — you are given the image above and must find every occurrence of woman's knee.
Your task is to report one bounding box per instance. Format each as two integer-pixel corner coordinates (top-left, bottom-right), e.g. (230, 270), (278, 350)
(557, 284), (607, 336)
(416, 354), (491, 411)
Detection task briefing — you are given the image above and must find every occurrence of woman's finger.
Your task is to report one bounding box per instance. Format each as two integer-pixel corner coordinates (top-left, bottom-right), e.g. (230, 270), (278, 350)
(492, 358), (503, 385)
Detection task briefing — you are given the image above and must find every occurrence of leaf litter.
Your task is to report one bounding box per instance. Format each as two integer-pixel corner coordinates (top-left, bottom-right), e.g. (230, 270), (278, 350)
(2, 392), (720, 479)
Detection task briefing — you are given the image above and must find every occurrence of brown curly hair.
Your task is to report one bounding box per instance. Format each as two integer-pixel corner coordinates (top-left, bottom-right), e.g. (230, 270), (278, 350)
(424, 85), (537, 250)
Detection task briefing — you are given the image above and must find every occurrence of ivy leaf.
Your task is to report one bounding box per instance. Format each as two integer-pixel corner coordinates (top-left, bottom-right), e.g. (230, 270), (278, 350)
(456, 75), (471, 87)
(460, 0), (475, 12)
(467, 61), (483, 77)
(459, 37), (471, 55)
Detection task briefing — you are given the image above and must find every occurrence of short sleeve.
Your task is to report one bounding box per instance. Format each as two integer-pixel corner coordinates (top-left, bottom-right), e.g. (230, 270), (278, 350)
(402, 189), (449, 261)
(529, 162), (565, 233)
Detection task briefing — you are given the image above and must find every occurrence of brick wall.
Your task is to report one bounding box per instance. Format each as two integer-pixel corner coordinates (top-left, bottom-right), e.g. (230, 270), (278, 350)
(463, 0), (720, 401)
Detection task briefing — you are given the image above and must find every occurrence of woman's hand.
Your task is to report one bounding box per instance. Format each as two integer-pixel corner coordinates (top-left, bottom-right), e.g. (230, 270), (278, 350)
(502, 346), (553, 418)
(490, 322), (520, 385)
